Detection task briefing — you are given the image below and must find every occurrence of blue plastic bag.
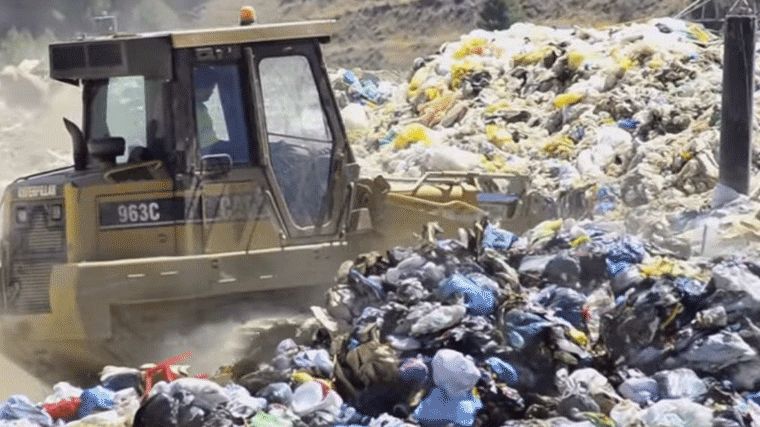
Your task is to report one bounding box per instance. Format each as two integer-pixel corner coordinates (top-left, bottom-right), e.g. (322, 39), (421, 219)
(747, 392), (760, 406)
(0, 395), (53, 427)
(604, 236), (646, 277)
(485, 357), (519, 386)
(501, 309), (552, 350)
(535, 285), (587, 328)
(437, 274), (495, 315)
(77, 386), (115, 418)
(349, 269), (385, 299)
(413, 387), (482, 427)
(481, 224), (517, 251)
(617, 118), (639, 130)
(293, 348), (334, 377)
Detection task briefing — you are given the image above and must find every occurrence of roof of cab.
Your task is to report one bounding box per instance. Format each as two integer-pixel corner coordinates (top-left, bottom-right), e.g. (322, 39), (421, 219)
(168, 19), (335, 48)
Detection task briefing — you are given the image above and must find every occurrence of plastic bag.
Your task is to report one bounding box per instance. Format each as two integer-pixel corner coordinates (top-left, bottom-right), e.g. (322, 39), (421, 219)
(436, 274), (496, 315)
(291, 381), (343, 417)
(0, 395), (53, 427)
(481, 224), (518, 251)
(653, 368), (706, 400)
(413, 388), (482, 427)
(42, 398), (81, 421)
(392, 124), (433, 149)
(485, 124), (513, 148)
(553, 93), (584, 109)
(485, 357), (519, 386)
(256, 382), (293, 406)
(617, 377), (658, 405)
(77, 386), (116, 418)
(409, 303), (466, 336)
(293, 349), (334, 378)
(432, 349), (480, 398)
(398, 356), (429, 385)
(222, 384), (266, 420)
(157, 378), (229, 412)
(641, 398), (713, 427)
(453, 37), (488, 59)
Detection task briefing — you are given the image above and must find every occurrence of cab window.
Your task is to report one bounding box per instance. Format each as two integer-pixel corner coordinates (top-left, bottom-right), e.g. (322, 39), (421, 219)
(258, 55), (333, 227)
(88, 76), (146, 164)
(192, 64), (250, 164)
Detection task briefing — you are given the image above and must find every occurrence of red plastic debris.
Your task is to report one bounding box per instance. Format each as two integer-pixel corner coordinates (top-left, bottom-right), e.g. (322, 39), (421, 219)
(582, 306), (591, 323)
(142, 351), (194, 397)
(43, 398), (81, 421)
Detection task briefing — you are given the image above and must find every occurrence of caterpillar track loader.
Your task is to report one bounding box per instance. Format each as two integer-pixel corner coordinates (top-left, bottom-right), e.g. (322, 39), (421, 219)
(0, 19), (563, 382)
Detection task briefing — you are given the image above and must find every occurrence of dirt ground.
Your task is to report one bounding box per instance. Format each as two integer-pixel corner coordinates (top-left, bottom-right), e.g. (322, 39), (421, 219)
(0, 354), (51, 402)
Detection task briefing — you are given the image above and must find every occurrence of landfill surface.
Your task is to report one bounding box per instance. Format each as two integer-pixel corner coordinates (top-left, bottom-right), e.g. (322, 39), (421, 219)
(4, 14), (760, 427)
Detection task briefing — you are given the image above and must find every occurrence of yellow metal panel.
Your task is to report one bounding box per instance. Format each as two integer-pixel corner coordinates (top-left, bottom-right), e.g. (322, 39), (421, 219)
(171, 20), (336, 48)
(64, 184), (81, 262)
(95, 190), (176, 260)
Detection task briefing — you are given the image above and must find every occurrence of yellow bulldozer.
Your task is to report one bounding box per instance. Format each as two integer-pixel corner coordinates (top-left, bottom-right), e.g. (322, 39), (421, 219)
(0, 18), (569, 382)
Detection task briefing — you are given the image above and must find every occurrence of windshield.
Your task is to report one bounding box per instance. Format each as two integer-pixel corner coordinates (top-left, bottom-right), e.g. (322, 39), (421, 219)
(87, 76), (166, 164)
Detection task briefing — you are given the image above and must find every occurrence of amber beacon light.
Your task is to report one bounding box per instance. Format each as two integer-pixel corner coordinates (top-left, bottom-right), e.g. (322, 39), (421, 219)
(240, 6), (257, 25)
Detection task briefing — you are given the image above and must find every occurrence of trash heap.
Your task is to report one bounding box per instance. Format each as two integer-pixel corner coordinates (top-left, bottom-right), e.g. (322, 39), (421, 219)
(6, 219), (760, 427)
(332, 18), (745, 219)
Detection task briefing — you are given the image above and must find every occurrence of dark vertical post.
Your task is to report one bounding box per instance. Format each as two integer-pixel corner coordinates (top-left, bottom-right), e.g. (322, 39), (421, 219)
(720, 0), (755, 195)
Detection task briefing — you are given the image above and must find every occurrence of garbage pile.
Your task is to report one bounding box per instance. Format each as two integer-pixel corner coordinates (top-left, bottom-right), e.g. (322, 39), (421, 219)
(4, 219), (760, 427)
(332, 18), (745, 219)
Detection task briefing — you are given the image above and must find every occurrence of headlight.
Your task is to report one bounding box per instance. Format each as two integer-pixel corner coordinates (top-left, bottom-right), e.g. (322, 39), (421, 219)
(15, 207), (27, 224)
(50, 204), (62, 221)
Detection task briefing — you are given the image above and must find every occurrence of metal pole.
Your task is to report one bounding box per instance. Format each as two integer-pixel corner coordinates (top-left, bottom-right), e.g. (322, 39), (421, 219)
(719, 0), (755, 195)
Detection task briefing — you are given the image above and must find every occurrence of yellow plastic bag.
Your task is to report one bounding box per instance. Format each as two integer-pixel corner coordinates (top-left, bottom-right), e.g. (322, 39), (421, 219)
(513, 48), (550, 66)
(688, 23), (711, 43)
(529, 219), (563, 245)
(567, 328), (588, 346)
(567, 51), (585, 70)
(486, 124), (513, 148)
(392, 123), (433, 149)
(482, 154), (520, 173)
(453, 37), (488, 59)
(553, 92), (583, 109)
(610, 48), (634, 71)
(485, 100), (511, 115)
(291, 371), (315, 385)
(542, 135), (574, 157)
(647, 55), (665, 69)
(407, 67), (430, 100)
(425, 87), (441, 101)
(640, 257), (680, 278)
(450, 59), (479, 88)
(570, 235), (590, 248)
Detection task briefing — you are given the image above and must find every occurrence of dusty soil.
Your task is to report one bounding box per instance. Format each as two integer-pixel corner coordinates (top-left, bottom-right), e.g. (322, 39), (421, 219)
(0, 354), (51, 402)
(197, 0), (692, 70)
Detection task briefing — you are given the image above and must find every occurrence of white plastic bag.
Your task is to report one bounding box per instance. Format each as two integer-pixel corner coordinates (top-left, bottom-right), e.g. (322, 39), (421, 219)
(291, 381), (342, 416)
(642, 398), (713, 427)
(432, 349), (481, 398)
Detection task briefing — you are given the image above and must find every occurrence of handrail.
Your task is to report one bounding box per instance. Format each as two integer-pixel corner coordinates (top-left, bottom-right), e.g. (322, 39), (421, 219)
(386, 192), (483, 215)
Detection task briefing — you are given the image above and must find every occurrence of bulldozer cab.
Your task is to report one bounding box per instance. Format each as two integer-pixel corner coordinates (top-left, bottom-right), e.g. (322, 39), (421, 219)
(49, 20), (351, 261)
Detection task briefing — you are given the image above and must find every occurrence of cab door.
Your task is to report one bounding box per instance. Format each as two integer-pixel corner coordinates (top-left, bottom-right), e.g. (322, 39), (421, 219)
(187, 51), (279, 254)
(247, 43), (349, 240)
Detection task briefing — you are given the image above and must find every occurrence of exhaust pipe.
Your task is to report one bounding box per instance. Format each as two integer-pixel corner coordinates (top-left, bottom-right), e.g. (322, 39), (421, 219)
(63, 118), (88, 171)
(719, 0), (755, 195)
